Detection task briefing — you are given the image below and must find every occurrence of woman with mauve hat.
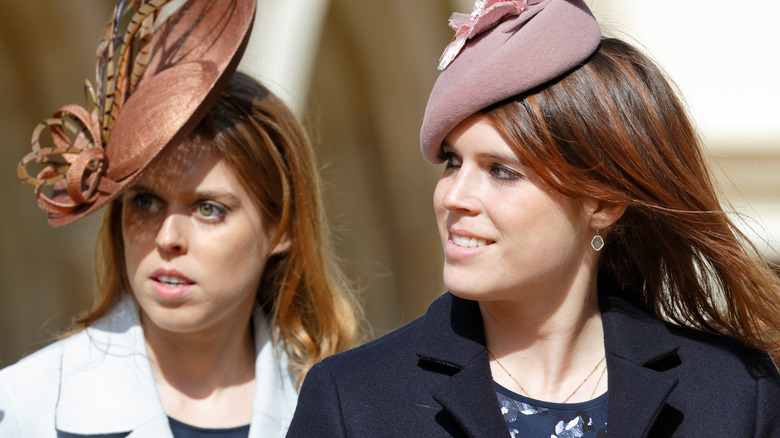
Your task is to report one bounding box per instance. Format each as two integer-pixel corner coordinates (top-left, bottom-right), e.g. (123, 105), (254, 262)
(287, 0), (780, 436)
(0, 1), (361, 436)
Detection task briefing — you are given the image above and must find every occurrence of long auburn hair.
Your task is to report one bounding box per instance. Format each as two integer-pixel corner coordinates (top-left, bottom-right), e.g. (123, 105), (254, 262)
(483, 38), (780, 353)
(79, 72), (361, 382)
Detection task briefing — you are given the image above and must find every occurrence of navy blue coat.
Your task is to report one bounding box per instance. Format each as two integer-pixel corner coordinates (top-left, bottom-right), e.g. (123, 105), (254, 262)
(288, 288), (780, 437)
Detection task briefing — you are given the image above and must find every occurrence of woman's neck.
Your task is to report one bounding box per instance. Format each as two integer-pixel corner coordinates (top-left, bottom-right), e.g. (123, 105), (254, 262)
(480, 283), (607, 403)
(142, 311), (256, 428)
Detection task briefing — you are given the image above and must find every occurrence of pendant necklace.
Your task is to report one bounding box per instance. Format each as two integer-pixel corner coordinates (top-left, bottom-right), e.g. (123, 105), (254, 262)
(487, 348), (606, 403)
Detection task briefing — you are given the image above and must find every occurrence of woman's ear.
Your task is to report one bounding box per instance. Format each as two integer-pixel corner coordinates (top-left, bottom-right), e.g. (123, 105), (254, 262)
(270, 232), (292, 256)
(584, 199), (627, 230)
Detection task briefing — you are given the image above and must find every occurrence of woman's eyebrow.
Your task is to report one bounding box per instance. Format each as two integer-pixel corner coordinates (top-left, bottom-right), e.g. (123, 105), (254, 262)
(481, 152), (526, 167)
(126, 184), (157, 194)
(194, 189), (242, 204)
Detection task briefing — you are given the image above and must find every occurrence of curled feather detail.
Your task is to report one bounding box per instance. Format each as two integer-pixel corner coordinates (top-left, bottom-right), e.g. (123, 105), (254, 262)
(17, 105), (107, 215)
(18, 0), (174, 214)
(438, 0), (527, 70)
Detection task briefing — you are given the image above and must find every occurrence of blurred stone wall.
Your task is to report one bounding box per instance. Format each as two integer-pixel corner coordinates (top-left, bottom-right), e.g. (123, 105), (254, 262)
(304, 0), (449, 336)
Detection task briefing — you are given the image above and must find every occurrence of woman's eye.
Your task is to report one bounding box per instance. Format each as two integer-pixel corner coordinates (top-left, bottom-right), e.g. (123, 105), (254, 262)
(195, 201), (226, 220)
(490, 164), (521, 181)
(441, 152), (461, 169)
(131, 193), (163, 212)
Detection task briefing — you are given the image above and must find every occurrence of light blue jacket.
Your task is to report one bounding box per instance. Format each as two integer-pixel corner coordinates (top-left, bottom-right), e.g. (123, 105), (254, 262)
(0, 295), (298, 437)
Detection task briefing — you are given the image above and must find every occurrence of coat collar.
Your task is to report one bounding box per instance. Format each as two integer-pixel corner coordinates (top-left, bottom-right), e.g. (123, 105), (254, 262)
(54, 295), (297, 437)
(419, 294), (515, 438)
(55, 295), (166, 437)
(249, 306), (298, 437)
(599, 284), (679, 438)
(416, 288), (681, 438)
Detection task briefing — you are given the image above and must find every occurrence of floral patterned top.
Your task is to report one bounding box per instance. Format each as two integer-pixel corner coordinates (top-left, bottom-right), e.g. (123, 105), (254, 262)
(496, 383), (607, 438)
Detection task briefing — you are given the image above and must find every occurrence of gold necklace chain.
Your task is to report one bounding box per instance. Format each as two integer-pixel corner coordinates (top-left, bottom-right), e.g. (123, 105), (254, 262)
(487, 348), (532, 396)
(486, 348), (606, 403)
(590, 360), (608, 399)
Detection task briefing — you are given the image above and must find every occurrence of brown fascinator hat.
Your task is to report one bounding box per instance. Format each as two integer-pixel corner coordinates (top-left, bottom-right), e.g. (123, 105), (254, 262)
(420, 0), (601, 163)
(17, 0), (257, 227)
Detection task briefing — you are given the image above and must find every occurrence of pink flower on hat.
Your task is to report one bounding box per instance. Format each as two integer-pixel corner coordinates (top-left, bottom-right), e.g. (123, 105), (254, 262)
(438, 0), (529, 70)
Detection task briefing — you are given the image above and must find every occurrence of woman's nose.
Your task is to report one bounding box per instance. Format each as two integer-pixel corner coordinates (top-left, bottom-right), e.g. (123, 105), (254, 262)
(439, 167), (481, 214)
(155, 213), (188, 255)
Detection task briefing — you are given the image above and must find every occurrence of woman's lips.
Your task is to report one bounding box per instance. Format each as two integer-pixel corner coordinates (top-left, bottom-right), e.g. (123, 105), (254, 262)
(451, 233), (490, 248)
(444, 231), (493, 259)
(150, 269), (195, 301)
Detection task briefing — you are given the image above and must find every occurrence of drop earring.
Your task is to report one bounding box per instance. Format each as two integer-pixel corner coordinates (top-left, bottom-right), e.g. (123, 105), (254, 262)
(591, 229), (604, 252)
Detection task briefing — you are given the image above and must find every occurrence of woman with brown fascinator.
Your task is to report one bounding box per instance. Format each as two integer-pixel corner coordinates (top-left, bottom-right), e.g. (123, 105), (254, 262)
(0, 1), (360, 436)
(288, 1), (780, 436)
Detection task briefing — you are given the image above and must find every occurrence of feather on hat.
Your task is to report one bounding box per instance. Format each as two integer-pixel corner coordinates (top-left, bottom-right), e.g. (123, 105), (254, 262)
(18, 0), (257, 226)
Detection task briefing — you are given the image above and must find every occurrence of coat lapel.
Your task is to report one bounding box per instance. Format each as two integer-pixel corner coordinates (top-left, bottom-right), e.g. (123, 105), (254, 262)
(605, 356), (677, 438)
(600, 287), (680, 438)
(431, 355), (513, 438)
(248, 308), (299, 438)
(417, 290), (683, 438)
(418, 294), (510, 438)
(55, 296), (171, 438)
(54, 296), (298, 438)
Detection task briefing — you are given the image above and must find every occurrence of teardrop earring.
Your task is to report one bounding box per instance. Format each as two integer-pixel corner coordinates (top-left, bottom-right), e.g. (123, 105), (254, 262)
(591, 229), (604, 252)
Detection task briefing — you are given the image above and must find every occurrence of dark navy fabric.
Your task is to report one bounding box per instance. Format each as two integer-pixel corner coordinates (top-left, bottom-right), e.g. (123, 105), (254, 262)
(495, 383), (607, 438)
(168, 417), (249, 438)
(288, 282), (780, 437)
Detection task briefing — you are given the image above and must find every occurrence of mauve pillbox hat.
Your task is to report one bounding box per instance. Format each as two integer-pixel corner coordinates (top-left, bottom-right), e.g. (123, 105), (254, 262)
(420, 0), (601, 163)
